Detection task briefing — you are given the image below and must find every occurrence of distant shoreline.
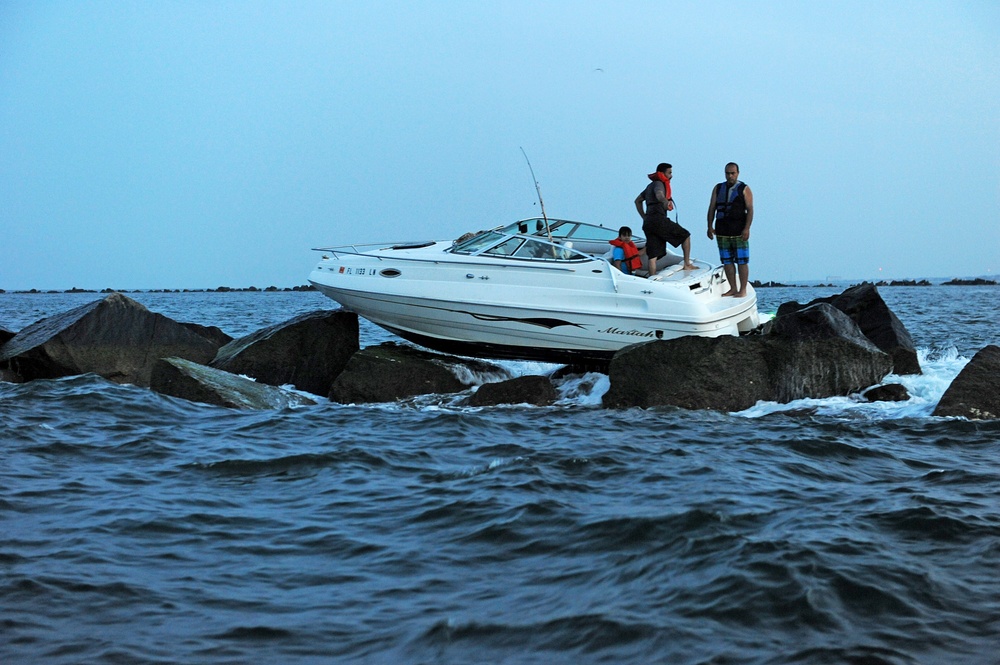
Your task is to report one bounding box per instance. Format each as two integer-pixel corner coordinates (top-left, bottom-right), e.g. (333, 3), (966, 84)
(0, 279), (996, 295)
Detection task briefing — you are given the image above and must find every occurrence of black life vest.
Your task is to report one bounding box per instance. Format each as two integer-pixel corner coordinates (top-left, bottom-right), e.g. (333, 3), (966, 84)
(714, 181), (748, 236)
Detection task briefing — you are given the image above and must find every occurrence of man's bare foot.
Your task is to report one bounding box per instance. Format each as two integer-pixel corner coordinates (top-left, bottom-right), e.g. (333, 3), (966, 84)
(721, 290), (736, 297)
(682, 262), (697, 271)
(735, 290), (747, 298)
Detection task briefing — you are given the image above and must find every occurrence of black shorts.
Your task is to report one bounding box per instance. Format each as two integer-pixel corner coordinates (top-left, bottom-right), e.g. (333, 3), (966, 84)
(642, 214), (690, 259)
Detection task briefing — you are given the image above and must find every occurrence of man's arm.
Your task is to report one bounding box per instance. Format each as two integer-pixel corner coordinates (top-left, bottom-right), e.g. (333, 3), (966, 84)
(706, 184), (718, 239)
(742, 186), (754, 241)
(634, 192), (645, 220)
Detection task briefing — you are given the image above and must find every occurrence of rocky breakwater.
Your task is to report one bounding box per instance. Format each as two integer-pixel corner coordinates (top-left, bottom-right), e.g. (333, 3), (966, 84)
(603, 302), (895, 411)
(3, 285), (999, 418)
(0, 293), (228, 386)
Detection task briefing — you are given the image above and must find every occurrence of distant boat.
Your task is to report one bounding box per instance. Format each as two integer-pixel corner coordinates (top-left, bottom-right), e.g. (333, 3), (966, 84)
(309, 217), (760, 364)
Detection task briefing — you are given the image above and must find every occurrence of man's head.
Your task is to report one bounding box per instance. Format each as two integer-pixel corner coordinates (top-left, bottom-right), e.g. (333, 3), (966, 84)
(618, 226), (632, 240)
(657, 162), (673, 179)
(725, 162), (739, 186)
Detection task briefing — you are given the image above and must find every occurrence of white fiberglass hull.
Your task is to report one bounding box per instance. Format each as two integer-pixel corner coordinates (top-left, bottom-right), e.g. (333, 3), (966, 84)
(309, 237), (760, 364)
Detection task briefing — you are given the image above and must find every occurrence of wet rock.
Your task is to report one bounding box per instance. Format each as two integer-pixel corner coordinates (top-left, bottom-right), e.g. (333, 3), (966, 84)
(776, 282), (921, 375)
(329, 342), (509, 404)
(0, 368), (22, 383)
(0, 324), (14, 347)
(467, 375), (558, 407)
(182, 322), (233, 348)
(604, 303), (892, 411)
(762, 303), (894, 403)
(863, 383), (911, 402)
(151, 357), (316, 409)
(933, 345), (1000, 419)
(211, 310), (358, 396)
(0, 293), (223, 386)
(603, 335), (771, 411)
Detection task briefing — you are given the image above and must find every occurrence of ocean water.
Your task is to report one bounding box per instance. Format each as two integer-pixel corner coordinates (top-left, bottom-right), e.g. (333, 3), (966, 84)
(1, 286), (999, 665)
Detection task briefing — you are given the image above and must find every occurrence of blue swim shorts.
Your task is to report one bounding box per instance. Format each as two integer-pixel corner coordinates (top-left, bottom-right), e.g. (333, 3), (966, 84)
(716, 235), (749, 265)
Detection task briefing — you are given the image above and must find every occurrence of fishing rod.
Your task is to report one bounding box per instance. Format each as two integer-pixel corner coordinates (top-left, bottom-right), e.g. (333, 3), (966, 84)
(519, 147), (553, 243)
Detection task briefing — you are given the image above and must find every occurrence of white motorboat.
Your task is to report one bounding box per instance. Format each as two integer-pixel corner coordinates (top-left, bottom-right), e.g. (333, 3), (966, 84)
(309, 217), (760, 364)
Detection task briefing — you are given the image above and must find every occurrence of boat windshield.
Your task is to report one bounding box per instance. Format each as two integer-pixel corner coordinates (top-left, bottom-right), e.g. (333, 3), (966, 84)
(449, 219), (606, 262)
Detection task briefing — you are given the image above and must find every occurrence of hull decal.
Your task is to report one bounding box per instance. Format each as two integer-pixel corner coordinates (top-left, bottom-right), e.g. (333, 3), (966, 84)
(467, 312), (586, 330)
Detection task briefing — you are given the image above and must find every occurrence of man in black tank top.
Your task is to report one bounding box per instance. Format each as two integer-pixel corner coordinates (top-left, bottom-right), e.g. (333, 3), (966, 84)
(707, 162), (755, 297)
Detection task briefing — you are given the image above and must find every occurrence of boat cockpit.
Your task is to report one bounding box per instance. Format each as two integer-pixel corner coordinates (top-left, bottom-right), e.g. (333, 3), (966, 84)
(448, 218), (638, 263)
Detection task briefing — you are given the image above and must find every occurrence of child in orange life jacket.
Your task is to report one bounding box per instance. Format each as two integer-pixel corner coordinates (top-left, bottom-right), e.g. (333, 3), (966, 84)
(610, 226), (643, 275)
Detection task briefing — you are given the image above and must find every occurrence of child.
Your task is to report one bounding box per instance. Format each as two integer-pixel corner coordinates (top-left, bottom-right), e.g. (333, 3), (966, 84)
(610, 226), (642, 275)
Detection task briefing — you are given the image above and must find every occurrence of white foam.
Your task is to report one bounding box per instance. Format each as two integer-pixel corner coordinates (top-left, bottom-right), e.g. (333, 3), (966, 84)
(554, 372), (610, 406)
(736, 346), (969, 420)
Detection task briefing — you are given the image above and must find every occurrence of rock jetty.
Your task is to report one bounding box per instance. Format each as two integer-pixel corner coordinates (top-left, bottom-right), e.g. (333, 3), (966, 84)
(1, 287), (997, 418)
(0, 293), (224, 386)
(603, 302), (893, 411)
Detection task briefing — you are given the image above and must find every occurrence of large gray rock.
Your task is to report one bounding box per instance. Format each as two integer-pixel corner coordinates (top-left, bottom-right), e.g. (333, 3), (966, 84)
(763, 303), (894, 403)
(467, 375), (558, 407)
(776, 282), (921, 374)
(0, 325), (14, 347)
(329, 342), (509, 404)
(933, 345), (1000, 419)
(603, 303), (892, 411)
(150, 357), (316, 409)
(603, 335), (771, 411)
(211, 309), (358, 396)
(0, 293), (222, 386)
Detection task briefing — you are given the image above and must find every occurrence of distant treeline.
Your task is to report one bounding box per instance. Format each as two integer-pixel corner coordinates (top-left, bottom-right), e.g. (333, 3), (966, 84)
(2, 279), (996, 294)
(751, 278), (997, 288)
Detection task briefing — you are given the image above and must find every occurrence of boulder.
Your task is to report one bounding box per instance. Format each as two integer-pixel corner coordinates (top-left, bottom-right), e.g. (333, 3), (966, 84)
(211, 309), (358, 396)
(182, 322), (233, 348)
(0, 325), (14, 347)
(762, 303), (894, 403)
(933, 345), (1000, 419)
(467, 375), (558, 407)
(863, 383), (911, 402)
(0, 293), (223, 386)
(776, 282), (921, 375)
(603, 335), (771, 411)
(329, 342), (509, 403)
(603, 303), (892, 411)
(151, 357), (316, 409)
(0, 368), (23, 383)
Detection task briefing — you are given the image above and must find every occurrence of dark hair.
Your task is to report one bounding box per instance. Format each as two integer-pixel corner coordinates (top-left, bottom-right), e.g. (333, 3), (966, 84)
(656, 162), (672, 172)
(618, 226), (632, 237)
(726, 162), (739, 172)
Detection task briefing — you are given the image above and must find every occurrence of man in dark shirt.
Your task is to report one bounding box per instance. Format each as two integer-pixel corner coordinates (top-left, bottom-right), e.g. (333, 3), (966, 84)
(635, 163), (695, 277)
(707, 162), (755, 297)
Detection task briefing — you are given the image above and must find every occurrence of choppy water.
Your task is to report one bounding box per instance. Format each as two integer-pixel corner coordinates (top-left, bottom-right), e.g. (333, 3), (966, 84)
(1, 286), (999, 664)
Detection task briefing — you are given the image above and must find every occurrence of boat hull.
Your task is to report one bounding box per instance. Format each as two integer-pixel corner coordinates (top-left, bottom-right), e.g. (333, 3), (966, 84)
(309, 242), (760, 364)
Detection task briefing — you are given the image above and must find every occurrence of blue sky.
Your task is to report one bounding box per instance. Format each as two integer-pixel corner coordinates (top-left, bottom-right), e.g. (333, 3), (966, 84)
(2, 1), (997, 290)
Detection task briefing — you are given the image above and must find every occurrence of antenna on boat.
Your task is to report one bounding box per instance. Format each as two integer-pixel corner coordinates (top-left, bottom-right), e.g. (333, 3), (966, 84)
(519, 147), (553, 242)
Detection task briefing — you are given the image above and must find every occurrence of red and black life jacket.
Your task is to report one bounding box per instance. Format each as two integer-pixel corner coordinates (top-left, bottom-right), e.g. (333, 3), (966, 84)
(609, 238), (642, 272)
